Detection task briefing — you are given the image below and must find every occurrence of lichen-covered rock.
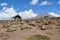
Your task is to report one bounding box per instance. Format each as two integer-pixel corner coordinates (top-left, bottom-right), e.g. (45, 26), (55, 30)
(7, 27), (16, 32)
(11, 25), (17, 28)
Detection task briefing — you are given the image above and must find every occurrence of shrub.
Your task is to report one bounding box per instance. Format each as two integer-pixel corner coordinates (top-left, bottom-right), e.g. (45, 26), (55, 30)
(28, 35), (50, 40)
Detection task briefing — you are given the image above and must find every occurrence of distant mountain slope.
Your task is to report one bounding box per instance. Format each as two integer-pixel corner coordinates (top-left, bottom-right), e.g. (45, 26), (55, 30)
(33, 14), (54, 19)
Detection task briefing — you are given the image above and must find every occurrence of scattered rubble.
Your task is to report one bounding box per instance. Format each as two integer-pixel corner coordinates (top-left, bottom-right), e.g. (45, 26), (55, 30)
(0, 15), (60, 40)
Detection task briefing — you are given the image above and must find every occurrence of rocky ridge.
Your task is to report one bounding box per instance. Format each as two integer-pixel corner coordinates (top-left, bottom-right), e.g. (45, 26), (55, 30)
(0, 16), (60, 40)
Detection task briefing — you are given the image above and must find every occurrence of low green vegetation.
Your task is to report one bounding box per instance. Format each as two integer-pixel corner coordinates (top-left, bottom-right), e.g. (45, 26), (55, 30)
(28, 35), (50, 40)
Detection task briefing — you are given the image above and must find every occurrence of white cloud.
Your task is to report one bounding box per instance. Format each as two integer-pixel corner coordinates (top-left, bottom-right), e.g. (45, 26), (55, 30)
(30, 0), (38, 5)
(58, 0), (60, 4)
(0, 7), (37, 20)
(49, 12), (60, 17)
(1, 3), (8, 6)
(19, 9), (37, 19)
(40, 1), (52, 6)
(4, 7), (17, 17)
(0, 7), (17, 20)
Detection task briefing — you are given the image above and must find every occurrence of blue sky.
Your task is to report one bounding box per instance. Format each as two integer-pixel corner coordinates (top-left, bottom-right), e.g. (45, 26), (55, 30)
(0, 0), (60, 20)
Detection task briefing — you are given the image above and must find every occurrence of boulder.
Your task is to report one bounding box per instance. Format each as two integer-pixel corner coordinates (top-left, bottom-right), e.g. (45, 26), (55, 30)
(7, 27), (16, 32)
(40, 25), (47, 30)
(20, 23), (32, 30)
(3, 24), (10, 28)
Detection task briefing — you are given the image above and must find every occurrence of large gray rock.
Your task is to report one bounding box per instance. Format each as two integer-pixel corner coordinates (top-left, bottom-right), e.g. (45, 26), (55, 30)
(7, 27), (16, 32)
(40, 25), (47, 30)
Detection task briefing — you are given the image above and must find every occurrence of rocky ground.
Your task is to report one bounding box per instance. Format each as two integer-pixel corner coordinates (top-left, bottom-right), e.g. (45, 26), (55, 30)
(0, 16), (60, 40)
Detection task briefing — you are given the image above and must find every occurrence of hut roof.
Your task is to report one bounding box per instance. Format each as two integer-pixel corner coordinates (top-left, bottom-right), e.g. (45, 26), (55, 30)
(13, 15), (21, 18)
